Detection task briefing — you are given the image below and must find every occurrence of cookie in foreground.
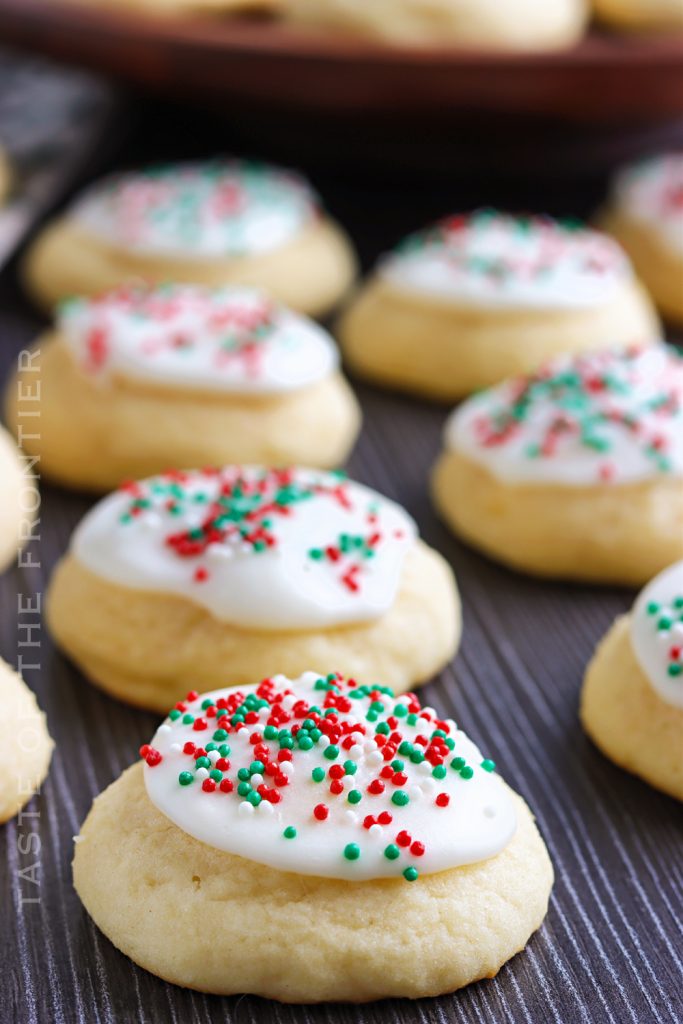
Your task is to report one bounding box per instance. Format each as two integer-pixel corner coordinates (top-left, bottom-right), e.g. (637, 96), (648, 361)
(23, 159), (357, 318)
(6, 284), (361, 491)
(73, 672), (553, 1001)
(601, 153), (683, 326)
(47, 467), (460, 710)
(581, 560), (683, 801)
(0, 425), (37, 573)
(431, 343), (683, 585)
(0, 658), (53, 824)
(338, 210), (658, 400)
(285, 0), (587, 49)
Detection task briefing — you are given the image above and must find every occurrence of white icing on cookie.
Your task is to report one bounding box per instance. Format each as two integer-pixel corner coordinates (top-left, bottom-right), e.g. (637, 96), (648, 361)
(631, 561), (683, 710)
(58, 285), (338, 395)
(72, 468), (416, 630)
(446, 344), (683, 486)
(70, 161), (317, 259)
(380, 211), (632, 310)
(142, 673), (516, 881)
(613, 153), (683, 258)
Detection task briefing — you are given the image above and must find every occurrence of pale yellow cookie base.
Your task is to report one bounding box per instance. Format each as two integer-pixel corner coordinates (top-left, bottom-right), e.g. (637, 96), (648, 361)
(286, 0), (586, 49)
(593, 0), (683, 30)
(23, 215), (357, 319)
(47, 540), (461, 713)
(60, 0), (280, 13)
(5, 335), (361, 493)
(581, 616), (683, 801)
(0, 425), (36, 573)
(73, 762), (553, 1001)
(338, 276), (658, 401)
(601, 208), (683, 325)
(0, 659), (53, 824)
(432, 450), (683, 586)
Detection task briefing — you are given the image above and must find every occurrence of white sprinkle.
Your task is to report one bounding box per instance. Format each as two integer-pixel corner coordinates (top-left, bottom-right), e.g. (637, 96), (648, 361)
(208, 750), (220, 764)
(170, 743), (182, 754)
(258, 800), (274, 815)
(367, 751), (383, 768)
(421, 777), (437, 794)
(238, 801), (254, 816)
(363, 738), (378, 753)
(207, 542), (232, 561)
(418, 761), (432, 776)
(368, 824), (383, 840)
(349, 744), (364, 760)
(345, 810), (357, 825)
(250, 773), (264, 787)
(282, 694), (296, 711)
(196, 767), (209, 780)
(279, 761), (294, 777)
(408, 785), (422, 801)
(157, 724), (172, 736)
(317, 734), (330, 749)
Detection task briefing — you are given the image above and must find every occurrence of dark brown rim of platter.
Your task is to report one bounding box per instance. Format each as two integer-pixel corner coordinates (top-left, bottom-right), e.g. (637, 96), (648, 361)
(1, 0), (683, 118)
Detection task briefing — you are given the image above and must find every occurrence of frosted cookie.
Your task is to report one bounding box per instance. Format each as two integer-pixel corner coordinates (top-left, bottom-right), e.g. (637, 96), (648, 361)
(6, 284), (361, 492)
(582, 562), (683, 801)
(23, 161), (357, 318)
(0, 659), (53, 824)
(73, 673), (553, 1000)
(286, 0), (586, 50)
(47, 467), (460, 711)
(339, 211), (658, 401)
(432, 344), (683, 585)
(0, 425), (36, 573)
(593, 0), (683, 31)
(602, 154), (683, 325)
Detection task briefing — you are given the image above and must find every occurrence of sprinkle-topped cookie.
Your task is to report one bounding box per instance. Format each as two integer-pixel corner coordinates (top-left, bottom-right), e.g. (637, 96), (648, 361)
(142, 672), (516, 881)
(72, 468), (416, 629)
(447, 344), (683, 486)
(380, 210), (631, 309)
(70, 161), (317, 258)
(59, 284), (338, 395)
(614, 154), (683, 257)
(632, 560), (683, 709)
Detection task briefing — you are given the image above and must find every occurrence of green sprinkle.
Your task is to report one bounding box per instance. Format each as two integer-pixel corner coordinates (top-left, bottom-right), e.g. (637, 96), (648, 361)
(283, 826), (297, 839)
(481, 759), (496, 773)
(344, 843), (361, 861)
(348, 790), (362, 805)
(403, 867), (419, 882)
(324, 745), (340, 760)
(312, 767), (326, 782)
(384, 844), (400, 861)
(432, 765), (447, 780)
(460, 766), (474, 780)
(392, 791), (409, 807)
(178, 771), (193, 786)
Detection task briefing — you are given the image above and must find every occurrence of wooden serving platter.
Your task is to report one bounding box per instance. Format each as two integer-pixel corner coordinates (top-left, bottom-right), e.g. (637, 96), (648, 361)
(1, 0), (683, 119)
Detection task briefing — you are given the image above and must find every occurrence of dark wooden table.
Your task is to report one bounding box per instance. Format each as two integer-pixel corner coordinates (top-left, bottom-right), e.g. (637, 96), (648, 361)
(0, 94), (681, 1024)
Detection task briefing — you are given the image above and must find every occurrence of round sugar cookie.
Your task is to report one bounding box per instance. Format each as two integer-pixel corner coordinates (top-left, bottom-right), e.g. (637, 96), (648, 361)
(6, 284), (361, 492)
(339, 211), (658, 401)
(73, 674), (553, 1001)
(23, 160), (357, 318)
(285, 0), (586, 49)
(593, 0), (683, 30)
(581, 560), (683, 800)
(47, 467), (460, 711)
(0, 658), (53, 823)
(602, 154), (683, 325)
(432, 344), (683, 585)
(0, 425), (37, 573)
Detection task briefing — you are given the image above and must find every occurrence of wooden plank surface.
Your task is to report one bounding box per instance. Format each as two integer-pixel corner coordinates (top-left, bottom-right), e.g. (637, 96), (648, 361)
(0, 99), (682, 1024)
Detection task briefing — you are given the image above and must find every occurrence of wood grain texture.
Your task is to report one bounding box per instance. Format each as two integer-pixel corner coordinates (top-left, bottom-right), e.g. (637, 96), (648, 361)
(0, 114), (682, 1023)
